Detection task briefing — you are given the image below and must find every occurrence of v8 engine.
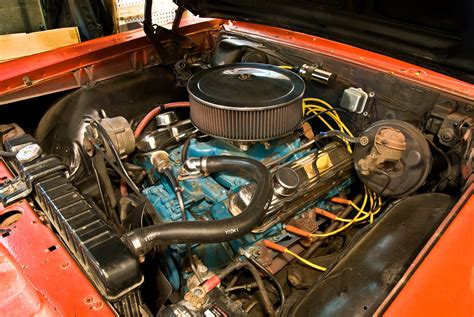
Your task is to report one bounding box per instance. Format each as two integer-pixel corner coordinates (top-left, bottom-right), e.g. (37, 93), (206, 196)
(132, 64), (353, 288)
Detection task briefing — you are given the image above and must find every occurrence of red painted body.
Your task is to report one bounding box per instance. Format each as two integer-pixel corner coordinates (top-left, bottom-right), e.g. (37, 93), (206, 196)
(0, 18), (472, 316)
(225, 22), (474, 100)
(381, 180), (474, 316)
(0, 19), (220, 104)
(0, 162), (115, 316)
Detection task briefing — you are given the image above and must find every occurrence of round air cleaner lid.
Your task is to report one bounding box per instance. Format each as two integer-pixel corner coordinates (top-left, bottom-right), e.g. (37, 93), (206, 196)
(188, 63), (304, 109)
(188, 63), (305, 141)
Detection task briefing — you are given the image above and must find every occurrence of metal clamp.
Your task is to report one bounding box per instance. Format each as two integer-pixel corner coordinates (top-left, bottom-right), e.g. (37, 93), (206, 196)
(178, 157), (207, 180)
(0, 178), (31, 206)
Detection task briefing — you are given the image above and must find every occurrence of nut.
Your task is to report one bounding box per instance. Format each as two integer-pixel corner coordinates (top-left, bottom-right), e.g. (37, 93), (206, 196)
(359, 136), (369, 146)
(184, 286), (208, 308)
(287, 268), (304, 287)
(440, 129), (455, 142)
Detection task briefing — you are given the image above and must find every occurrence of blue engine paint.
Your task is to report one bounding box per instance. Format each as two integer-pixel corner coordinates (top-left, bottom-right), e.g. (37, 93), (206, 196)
(139, 136), (348, 290)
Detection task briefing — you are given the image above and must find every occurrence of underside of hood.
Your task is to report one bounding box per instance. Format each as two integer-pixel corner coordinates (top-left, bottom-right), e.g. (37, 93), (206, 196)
(177, 0), (474, 83)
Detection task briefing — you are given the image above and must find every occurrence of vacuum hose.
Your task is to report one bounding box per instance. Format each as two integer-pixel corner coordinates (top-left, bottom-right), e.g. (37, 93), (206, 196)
(123, 156), (273, 256)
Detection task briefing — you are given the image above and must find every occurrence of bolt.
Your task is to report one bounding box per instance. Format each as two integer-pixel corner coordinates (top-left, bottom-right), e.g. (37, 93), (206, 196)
(23, 76), (32, 86)
(238, 73), (253, 81)
(440, 129), (455, 142)
(193, 288), (204, 296)
(465, 104), (473, 112)
(60, 261), (70, 269)
(287, 268), (304, 287)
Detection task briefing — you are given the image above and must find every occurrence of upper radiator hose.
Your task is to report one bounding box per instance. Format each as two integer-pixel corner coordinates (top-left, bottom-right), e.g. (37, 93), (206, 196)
(123, 156), (273, 256)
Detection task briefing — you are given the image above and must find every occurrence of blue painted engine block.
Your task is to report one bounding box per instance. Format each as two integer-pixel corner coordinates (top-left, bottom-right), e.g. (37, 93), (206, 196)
(137, 134), (351, 289)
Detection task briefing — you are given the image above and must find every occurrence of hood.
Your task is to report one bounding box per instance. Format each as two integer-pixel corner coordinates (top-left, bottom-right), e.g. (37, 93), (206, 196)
(178, 0), (474, 83)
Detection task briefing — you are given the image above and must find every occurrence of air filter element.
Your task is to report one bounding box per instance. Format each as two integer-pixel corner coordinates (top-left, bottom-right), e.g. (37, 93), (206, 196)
(188, 63), (305, 142)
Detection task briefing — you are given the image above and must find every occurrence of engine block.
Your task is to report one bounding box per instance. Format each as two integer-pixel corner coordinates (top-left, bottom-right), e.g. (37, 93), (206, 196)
(136, 134), (352, 289)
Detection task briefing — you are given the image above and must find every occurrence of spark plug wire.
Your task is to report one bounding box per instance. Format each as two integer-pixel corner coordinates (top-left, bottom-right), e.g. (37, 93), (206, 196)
(285, 188), (382, 239)
(263, 240), (327, 271)
(303, 98), (354, 153)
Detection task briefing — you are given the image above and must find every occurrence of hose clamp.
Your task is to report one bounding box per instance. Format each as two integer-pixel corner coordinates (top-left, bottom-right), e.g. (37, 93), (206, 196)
(179, 157), (204, 180)
(200, 157), (208, 174)
(123, 232), (147, 257)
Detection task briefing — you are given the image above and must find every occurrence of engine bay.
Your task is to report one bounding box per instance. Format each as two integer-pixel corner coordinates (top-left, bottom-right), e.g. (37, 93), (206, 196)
(0, 26), (472, 317)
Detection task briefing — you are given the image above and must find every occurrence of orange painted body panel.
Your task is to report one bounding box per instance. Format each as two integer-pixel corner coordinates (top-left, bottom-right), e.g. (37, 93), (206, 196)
(226, 21), (474, 99)
(383, 191), (474, 316)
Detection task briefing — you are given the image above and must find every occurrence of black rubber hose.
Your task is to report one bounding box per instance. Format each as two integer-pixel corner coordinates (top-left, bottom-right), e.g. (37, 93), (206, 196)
(181, 133), (196, 163)
(318, 130), (361, 143)
(124, 156), (273, 254)
(0, 151), (16, 157)
(162, 167), (179, 190)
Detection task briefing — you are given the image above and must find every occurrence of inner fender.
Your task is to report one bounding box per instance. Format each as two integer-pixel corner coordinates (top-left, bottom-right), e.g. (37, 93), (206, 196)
(36, 67), (187, 183)
(291, 193), (456, 317)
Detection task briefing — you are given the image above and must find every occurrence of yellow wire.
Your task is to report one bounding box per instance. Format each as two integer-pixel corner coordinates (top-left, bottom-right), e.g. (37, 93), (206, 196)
(304, 98), (339, 119)
(279, 65), (293, 69)
(303, 98), (354, 137)
(302, 98), (384, 225)
(285, 190), (383, 272)
(311, 208), (365, 237)
(368, 187), (375, 223)
(374, 197), (382, 215)
(335, 187), (369, 221)
(310, 193), (368, 237)
(286, 249), (327, 271)
(305, 107), (337, 130)
(305, 106), (346, 132)
(306, 104), (353, 136)
(371, 190), (378, 223)
(302, 99), (354, 153)
(311, 185), (385, 235)
(334, 216), (353, 222)
(304, 108), (352, 152)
